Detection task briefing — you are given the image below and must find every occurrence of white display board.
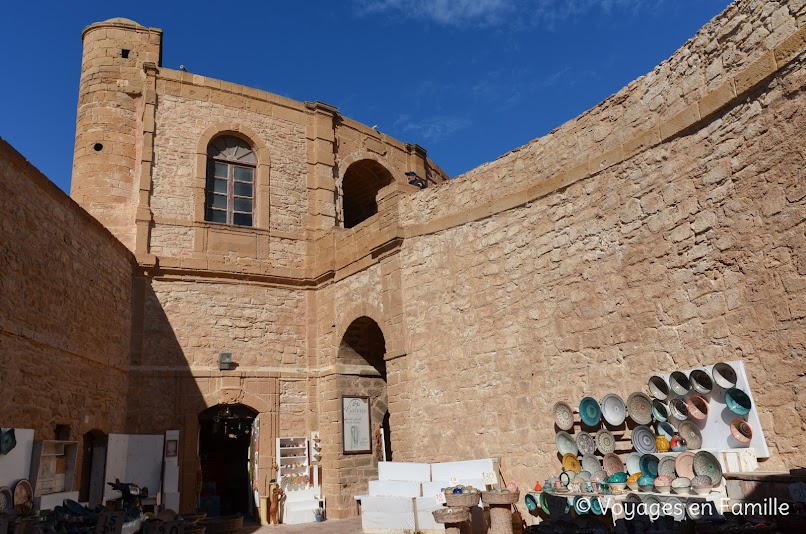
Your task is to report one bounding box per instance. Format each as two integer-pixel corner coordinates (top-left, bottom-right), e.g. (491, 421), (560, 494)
(659, 360), (768, 457)
(104, 434), (165, 501)
(0, 428), (34, 488)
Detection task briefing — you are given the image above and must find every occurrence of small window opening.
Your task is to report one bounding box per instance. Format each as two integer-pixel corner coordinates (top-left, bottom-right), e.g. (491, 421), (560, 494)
(55, 424), (71, 440)
(93, 143), (103, 152)
(121, 49), (130, 58)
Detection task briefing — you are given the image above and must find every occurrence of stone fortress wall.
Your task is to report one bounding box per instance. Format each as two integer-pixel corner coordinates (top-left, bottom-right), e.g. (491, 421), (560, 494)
(0, 0), (803, 520)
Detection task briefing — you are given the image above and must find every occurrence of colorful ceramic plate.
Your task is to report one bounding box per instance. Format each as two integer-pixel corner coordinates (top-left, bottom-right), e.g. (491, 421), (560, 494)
(631, 425), (658, 454)
(712, 362), (737, 389)
(627, 392), (653, 425)
(725, 388), (752, 416)
(678, 421), (703, 450)
(639, 454), (659, 477)
(689, 369), (713, 395)
(669, 371), (691, 396)
(601, 393), (626, 426)
(651, 400), (668, 422)
(648, 376), (670, 400)
(0, 487), (12, 514)
(658, 456), (676, 478)
(581, 454), (601, 473)
(693, 451), (722, 485)
(687, 396), (709, 421)
(13, 479), (32, 510)
(553, 401), (575, 431)
(562, 453), (581, 474)
(625, 452), (642, 475)
(576, 431), (596, 456)
(556, 431), (579, 456)
(669, 398), (689, 421)
(590, 469), (608, 485)
(603, 453), (625, 476)
(656, 421), (675, 440)
(596, 428), (616, 454)
(674, 451), (696, 479)
(730, 419), (753, 444)
(579, 397), (602, 427)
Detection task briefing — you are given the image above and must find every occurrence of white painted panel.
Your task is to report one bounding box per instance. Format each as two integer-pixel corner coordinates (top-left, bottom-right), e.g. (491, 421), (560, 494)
(430, 459), (497, 482)
(414, 496), (444, 531)
(378, 461), (431, 481)
(361, 496), (415, 514)
(368, 480), (421, 497)
(104, 434), (164, 502)
(0, 428), (34, 487)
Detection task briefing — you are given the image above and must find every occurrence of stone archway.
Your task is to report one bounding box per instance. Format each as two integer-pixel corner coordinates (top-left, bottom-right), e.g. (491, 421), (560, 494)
(341, 160), (394, 228)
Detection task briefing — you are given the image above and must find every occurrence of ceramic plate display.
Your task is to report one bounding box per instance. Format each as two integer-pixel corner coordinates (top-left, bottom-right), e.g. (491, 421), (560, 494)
(674, 451), (696, 479)
(678, 421), (703, 450)
(693, 451), (722, 485)
(579, 396), (602, 427)
(601, 393), (627, 426)
(651, 400), (668, 422)
(712, 362), (737, 389)
(0, 487), (12, 514)
(590, 469), (608, 485)
(725, 388), (752, 416)
(669, 371), (691, 396)
(730, 419), (753, 444)
(647, 375), (670, 400)
(639, 454), (659, 477)
(658, 456), (676, 478)
(582, 454), (601, 473)
(553, 401), (575, 431)
(602, 452), (625, 476)
(631, 425), (658, 454)
(576, 431), (596, 456)
(627, 392), (653, 425)
(596, 428), (616, 454)
(689, 369), (713, 395)
(656, 421), (675, 440)
(13, 479), (32, 510)
(625, 452), (642, 475)
(562, 453), (581, 473)
(556, 431), (579, 456)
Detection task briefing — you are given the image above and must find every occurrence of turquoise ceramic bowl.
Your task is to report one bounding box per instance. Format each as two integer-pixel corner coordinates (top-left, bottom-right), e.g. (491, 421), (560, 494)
(637, 474), (654, 486)
(579, 396), (602, 426)
(725, 388), (751, 416)
(524, 493), (538, 512)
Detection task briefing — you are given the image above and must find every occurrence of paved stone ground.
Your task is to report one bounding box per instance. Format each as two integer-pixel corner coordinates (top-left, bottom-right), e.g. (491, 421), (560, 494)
(239, 517), (363, 534)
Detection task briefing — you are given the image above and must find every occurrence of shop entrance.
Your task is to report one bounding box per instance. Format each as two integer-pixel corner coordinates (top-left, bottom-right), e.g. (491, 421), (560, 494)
(339, 316), (392, 461)
(198, 404), (257, 517)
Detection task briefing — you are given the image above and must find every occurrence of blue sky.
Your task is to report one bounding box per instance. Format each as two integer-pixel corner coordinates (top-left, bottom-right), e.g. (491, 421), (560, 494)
(1, 0), (731, 192)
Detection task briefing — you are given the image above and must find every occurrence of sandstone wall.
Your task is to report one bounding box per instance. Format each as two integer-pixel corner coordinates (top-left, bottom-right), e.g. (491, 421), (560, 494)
(0, 138), (134, 441)
(391, 25), (805, 510)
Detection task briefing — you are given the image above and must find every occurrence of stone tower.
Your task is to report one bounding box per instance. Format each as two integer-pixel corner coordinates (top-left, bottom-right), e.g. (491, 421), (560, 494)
(71, 18), (162, 251)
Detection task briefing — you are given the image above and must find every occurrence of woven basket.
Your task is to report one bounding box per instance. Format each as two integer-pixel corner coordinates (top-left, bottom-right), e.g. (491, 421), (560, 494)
(433, 507), (471, 524)
(481, 490), (520, 505)
(444, 491), (481, 507)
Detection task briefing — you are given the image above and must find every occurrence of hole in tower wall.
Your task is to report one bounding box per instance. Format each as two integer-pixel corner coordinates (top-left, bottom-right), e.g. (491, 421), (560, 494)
(121, 49), (130, 58)
(93, 143), (103, 152)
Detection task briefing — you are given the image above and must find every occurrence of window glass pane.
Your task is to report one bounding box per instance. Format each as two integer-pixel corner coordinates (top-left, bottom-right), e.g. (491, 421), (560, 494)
(234, 166), (254, 183)
(214, 162), (228, 178)
(233, 213), (253, 227)
(210, 178), (228, 194)
(234, 198), (253, 213)
(209, 193), (228, 209)
(234, 182), (253, 197)
(206, 209), (227, 223)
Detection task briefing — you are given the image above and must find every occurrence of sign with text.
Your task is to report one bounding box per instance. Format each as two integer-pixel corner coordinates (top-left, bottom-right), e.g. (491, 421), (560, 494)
(483, 472), (497, 485)
(435, 492), (447, 505)
(95, 512), (124, 534)
(150, 521), (184, 534)
(341, 396), (371, 454)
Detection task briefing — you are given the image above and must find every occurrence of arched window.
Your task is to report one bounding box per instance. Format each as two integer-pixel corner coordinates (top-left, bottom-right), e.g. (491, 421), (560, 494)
(342, 159), (394, 229)
(205, 136), (256, 226)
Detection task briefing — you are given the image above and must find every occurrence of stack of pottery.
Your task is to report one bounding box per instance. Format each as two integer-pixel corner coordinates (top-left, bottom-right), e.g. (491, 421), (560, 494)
(691, 475), (713, 495)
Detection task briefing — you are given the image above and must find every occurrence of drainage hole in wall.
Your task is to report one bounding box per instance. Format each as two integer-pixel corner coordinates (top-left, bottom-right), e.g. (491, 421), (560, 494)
(93, 143), (104, 152)
(122, 49), (130, 58)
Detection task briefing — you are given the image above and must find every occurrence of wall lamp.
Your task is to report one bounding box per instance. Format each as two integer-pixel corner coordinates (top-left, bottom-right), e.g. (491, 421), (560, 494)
(219, 352), (233, 371)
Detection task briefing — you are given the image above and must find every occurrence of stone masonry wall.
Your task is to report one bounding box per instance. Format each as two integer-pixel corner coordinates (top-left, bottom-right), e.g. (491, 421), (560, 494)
(392, 46), (806, 509)
(0, 138), (133, 476)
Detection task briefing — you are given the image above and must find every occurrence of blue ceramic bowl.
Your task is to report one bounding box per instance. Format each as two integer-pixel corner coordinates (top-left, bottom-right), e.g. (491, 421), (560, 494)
(725, 388), (751, 416)
(579, 397), (602, 426)
(574, 496), (589, 515)
(524, 493), (538, 512)
(590, 497), (603, 515)
(639, 454), (659, 477)
(637, 474), (654, 486)
(652, 400), (669, 422)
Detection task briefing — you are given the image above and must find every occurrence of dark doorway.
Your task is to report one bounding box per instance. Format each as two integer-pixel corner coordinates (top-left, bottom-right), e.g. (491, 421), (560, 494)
(198, 404), (257, 517)
(79, 430), (107, 506)
(341, 160), (394, 228)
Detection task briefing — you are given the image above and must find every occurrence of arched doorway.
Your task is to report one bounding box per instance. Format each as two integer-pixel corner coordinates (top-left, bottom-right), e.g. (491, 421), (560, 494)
(79, 430), (107, 506)
(338, 317), (391, 461)
(198, 404), (257, 516)
(341, 160), (394, 228)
